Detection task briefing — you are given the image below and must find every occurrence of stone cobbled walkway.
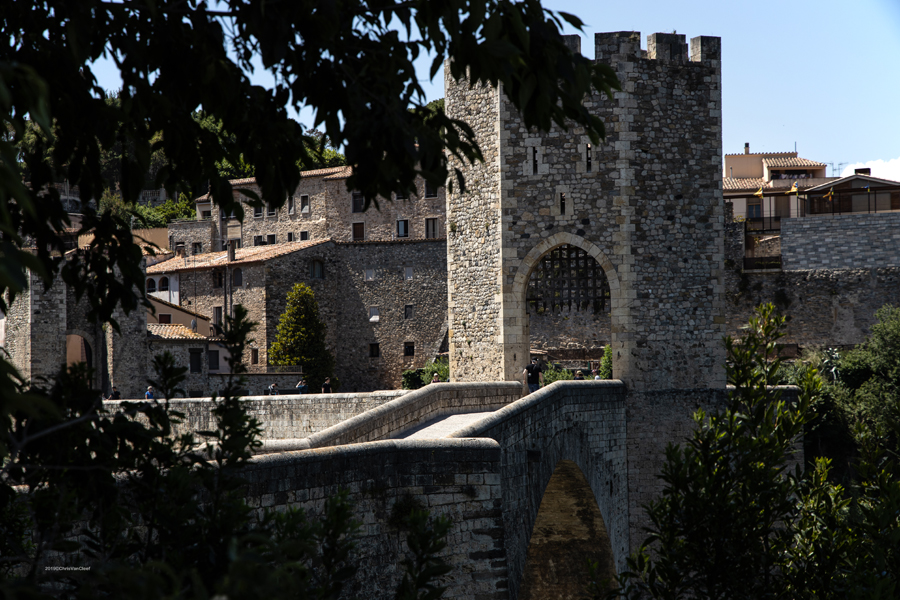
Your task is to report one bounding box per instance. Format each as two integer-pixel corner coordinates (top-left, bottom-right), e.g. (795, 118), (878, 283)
(397, 411), (496, 439)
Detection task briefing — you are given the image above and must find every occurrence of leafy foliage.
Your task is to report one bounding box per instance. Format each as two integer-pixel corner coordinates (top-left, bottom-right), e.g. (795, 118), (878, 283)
(420, 358), (450, 386)
(542, 363), (573, 385)
(268, 283), (335, 392)
(598, 345), (612, 379)
(394, 510), (453, 600)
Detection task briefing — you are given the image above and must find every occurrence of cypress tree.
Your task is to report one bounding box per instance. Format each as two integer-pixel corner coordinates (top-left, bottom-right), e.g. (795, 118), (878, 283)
(268, 283), (335, 391)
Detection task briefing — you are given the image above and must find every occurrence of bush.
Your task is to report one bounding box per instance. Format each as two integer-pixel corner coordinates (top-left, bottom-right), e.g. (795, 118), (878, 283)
(542, 363), (572, 385)
(598, 345), (612, 379)
(420, 358), (450, 386)
(402, 369), (425, 390)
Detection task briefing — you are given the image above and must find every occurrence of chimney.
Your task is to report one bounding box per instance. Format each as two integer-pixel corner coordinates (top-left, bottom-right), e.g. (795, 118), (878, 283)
(227, 240), (236, 262)
(855, 167), (871, 176)
(744, 143), (750, 155)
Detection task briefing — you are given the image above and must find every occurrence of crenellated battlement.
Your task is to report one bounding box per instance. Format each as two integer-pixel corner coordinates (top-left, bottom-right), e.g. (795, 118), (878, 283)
(559, 31), (721, 67)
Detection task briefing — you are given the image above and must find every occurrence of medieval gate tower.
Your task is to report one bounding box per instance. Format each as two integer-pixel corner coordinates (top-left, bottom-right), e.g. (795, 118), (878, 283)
(445, 32), (726, 391)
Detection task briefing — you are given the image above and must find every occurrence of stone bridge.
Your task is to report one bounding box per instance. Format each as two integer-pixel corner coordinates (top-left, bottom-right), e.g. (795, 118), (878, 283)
(230, 381), (731, 599)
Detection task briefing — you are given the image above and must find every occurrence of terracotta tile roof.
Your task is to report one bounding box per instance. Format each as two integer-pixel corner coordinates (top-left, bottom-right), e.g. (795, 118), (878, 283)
(146, 239), (331, 274)
(300, 165), (352, 179)
(229, 177), (258, 186)
(149, 296), (210, 321)
(724, 151), (795, 157)
(321, 166), (354, 180)
(762, 157), (827, 168)
(147, 323), (209, 340)
(723, 177), (766, 191)
(194, 193), (210, 203)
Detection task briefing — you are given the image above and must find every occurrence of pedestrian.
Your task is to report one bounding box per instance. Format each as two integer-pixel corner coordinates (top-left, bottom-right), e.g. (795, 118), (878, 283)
(268, 382), (279, 395)
(145, 386), (155, 400)
(321, 377), (332, 394)
(106, 386), (121, 400)
(592, 369), (601, 380)
(574, 370), (585, 380)
(522, 358), (544, 394)
(431, 373), (441, 384)
(295, 379), (308, 394)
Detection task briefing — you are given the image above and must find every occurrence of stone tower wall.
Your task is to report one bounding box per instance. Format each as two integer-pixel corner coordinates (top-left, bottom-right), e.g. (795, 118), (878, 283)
(446, 32), (726, 390)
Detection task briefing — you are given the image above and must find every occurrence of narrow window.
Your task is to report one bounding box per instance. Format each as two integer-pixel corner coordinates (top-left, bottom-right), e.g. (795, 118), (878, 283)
(158, 313), (172, 324)
(159, 277), (169, 292)
(404, 305), (413, 319)
(287, 232), (294, 242)
(201, 210), (212, 219)
(365, 268), (375, 281)
(251, 348), (259, 364)
(404, 266), (413, 280)
(586, 143), (592, 172)
(231, 238), (241, 249)
(425, 181), (438, 198)
(300, 195), (310, 213)
(425, 218), (438, 239)
(208, 350), (220, 371)
(351, 191), (365, 213)
(266, 234), (276, 245)
(369, 343), (380, 358)
(532, 147), (538, 174)
(395, 188), (407, 200)
(352, 222), (365, 241)
(253, 205), (263, 218)
(397, 220), (409, 238)
(232, 268), (243, 287)
(253, 235), (264, 246)
(404, 342), (415, 357)
(266, 203), (276, 218)
(288, 196), (295, 214)
(213, 271), (224, 288)
(300, 231), (309, 241)
(369, 307), (380, 322)
(309, 260), (324, 279)
(189, 349), (203, 374)
(213, 306), (223, 326)
(146, 278), (156, 293)
(192, 242), (202, 255)
(560, 192), (566, 215)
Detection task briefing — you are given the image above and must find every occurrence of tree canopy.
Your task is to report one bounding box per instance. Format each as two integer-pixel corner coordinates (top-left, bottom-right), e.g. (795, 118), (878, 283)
(268, 283), (336, 391)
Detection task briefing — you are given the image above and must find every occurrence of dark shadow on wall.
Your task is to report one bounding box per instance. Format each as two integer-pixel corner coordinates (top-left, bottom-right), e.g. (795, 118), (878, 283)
(519, 459), (617, 600)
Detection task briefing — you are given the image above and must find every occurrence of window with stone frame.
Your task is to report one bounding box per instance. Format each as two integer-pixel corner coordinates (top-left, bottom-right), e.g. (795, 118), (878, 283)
(189, 349), (203, 374)
(559, 192), (566, 216)
(232, 268), (243, 287)
(369, 343), (380, 358)
(405, 266), (413, 280)
(352, 222), (365, 241)
(267, 203), (277, 218)
(365, 268), (375, 281)
(404, 304), (413, 319)
(192, 242), (202, 255)
(158, 313), (172, 324)
(201, 210), (212, 219)
(213, 270), (224, 288)
(309, 260), (325, 279)
(351, 192), (365, 213)
(300, 195), (310, 213)
(397, 219), (409, 238)
(251, 348), (259, 364)
(208, 349), (220, 370)
(369, 306), (380, 322)
(253, 205), (263, 218)
(586, 143), (592, 172)
(526, 244), (610, 316)
(404, 342), (415, 356)
(395, 188), (408, 200)
(266, 234), (276, 245)
(425, 181), (438, 198)
(300, 231), (309, 241)
(287, 232), (294, 242)
(213, 306), (223, 326)
(288, 196), (295, 214)
(425, 218), (438, 239)
(253, 235), (264, 246)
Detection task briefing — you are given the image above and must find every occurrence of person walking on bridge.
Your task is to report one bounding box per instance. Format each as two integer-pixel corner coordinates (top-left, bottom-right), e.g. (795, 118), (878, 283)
(523, 358), (544, 394)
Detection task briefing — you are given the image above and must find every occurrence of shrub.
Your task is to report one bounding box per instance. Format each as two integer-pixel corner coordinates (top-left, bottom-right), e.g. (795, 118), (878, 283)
(598, 345), (612, 379)
(542, 363), (572, 385)
(268, 283), (335, 391)
(420, 357), (450, 386)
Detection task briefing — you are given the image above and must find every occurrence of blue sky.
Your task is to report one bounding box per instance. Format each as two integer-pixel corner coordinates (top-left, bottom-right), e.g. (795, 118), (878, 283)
(92, 0), (900, 179)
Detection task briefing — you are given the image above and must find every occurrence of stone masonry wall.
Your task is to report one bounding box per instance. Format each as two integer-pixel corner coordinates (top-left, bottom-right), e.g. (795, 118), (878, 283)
(242, 439), (508, 600)
(446, 32), (726, 391)
(782, 212), (900, 270)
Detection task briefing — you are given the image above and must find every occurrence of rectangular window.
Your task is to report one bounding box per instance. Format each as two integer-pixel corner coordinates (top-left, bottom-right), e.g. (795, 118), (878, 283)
(404, 342), (415, 357)
(586, 143), (592, 172)
(158, 314), (172, 324)
(404, 266), (413, 280)
(192, 242), (202, 255)
(288, 196), (295, 214)
(267, 203), (277, 218)
(208, 350), (220, 371)
(352, 222), (365, 241)
(369, 306), (380, 322)
(253, 205), (263, 218)
(201, 210), (212, 219)
(404, 305), (413, 319)
(266, 234), (276, 245)
(253, 235), (264, 246)
(425, 181), (438, 198)
(251, 348), (259, 364)
(189, 349), (203, 374)
(365, 268), (375, 281)
(213, 271), (224, 288)
(395, 188), (407, 200)
(425, 218), (438, 239)
(532, 147), (538, 174)
(300, 195), (310, 213)
(175, 242), (185, 255)
(351, 191), (365, 213)
(369, 343), (380, 358)
(559, 192), (566, 216)
(397, 219), (409, 238)
(748, 202), (762, 219)
(287, 232), (294, 242)
(300, 231), (309, 241)
(213, 306), (223, 326)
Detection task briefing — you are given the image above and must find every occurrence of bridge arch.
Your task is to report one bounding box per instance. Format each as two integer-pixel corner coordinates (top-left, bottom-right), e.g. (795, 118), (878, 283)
(505, 232), (626, 381)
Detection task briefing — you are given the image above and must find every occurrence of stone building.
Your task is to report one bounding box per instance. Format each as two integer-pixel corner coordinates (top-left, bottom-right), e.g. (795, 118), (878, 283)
(145, 237), (448, 392)
(445, 32), (727, 391)
(168, 166), (446, 256)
